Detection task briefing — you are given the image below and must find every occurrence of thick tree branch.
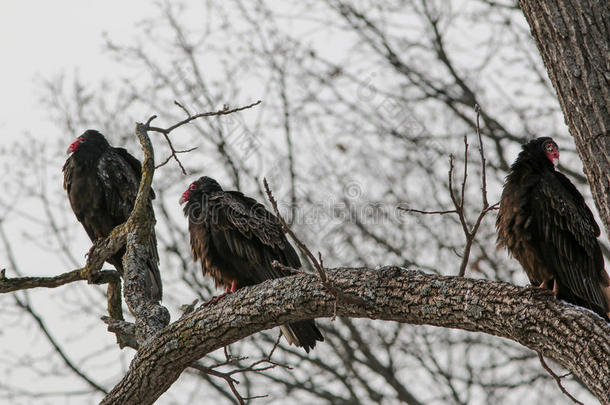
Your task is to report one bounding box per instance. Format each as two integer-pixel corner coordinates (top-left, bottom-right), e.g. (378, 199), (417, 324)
(102, 267), (610, 404)
(120, 122), (170, 346)
(0, 268), (119, 293)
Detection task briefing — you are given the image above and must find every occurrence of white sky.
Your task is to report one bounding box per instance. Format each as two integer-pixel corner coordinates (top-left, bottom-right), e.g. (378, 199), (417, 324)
(0, 1), (154, 141)
(0, 5), (164, 400)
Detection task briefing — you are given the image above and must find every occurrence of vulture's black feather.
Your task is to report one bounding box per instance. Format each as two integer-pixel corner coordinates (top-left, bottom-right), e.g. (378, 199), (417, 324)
(63, 130), (162, 300)
(497, 137), (609, 319)
(181, 176), (323, 352)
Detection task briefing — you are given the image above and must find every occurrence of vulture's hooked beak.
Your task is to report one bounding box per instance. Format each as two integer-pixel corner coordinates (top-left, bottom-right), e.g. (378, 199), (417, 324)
(67, 139), (80, 154)
(179, 190), (189, 205)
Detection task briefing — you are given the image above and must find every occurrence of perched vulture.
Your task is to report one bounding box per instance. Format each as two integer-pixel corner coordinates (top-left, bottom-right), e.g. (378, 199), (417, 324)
(63, 130), (162, 301)
(496, 137), (610, 319)
(180, 176), (324, 352)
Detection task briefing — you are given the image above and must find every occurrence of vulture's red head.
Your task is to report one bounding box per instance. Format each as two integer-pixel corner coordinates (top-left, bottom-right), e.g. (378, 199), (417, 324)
(542, 138), (560, 167)
(521, 137), (560, 169)
(179, 176), (223, 205)
(67, 137), (85, 154)
(67, 130), (110, 156)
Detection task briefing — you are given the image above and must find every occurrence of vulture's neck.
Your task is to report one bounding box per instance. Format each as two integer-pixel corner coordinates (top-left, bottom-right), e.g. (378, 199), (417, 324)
(509, 152), (554, 180)
(72, 148), (106, 169)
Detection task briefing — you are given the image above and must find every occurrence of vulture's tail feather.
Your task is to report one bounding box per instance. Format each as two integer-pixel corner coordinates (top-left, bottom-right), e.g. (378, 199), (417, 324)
(280, 321), (324, 353)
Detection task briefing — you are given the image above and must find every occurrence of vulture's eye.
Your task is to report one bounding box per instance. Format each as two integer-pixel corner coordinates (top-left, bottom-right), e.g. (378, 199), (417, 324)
(544, 143), (554, 152)
(189, 184), (198, 191)
(78, 137), (85, 143)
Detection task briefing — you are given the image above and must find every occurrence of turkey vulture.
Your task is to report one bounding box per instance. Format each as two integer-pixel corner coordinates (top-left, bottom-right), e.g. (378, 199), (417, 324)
(496, 137), (610, 319)
(63, 130), (162, 301)
(180, 176), (324, 352)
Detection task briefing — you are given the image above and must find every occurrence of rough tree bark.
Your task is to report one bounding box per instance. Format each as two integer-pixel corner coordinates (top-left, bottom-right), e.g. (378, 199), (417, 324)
(122, 122), (171, 345)
(519, 0), (610, 235)
(101, 267), (610, 404)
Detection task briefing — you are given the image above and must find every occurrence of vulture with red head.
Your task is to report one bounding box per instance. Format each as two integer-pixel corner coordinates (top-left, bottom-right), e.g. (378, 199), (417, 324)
(180, 176), (324, 352)
(63, 130), (162, 300)
(496, 137), (610, 319)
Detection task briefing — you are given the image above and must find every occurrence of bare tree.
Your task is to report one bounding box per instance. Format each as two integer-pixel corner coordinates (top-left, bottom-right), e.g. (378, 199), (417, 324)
(1, 1), (608, 404)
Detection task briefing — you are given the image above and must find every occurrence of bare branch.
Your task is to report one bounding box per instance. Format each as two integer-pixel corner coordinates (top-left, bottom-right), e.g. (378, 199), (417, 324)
(15, 297), (109, 395)
(174, 100), (191, 117)
(398, 208), (457, 215)
(101, 316), (139, 350)
(460, 136), (469, 210)
(147, 100), (262, 175)
(122, 122), (170, 345)
(0, 268), (119, 294)
(401, 107), (500, 277)
(537, 353), (584, 405)
(147, 100), (262, 135)
(263, 178), (368, 315)
(188, 336), (289, 405)
(475, 104), (490, 209)
(155, 146), (197, 172)
(101, 267), (610, 405)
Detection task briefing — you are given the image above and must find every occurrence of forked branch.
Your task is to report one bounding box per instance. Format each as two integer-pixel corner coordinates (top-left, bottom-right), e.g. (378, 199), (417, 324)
(147, 100), (262, 174)
(400, 105), (499, 276)
(263, 178), (368, 318)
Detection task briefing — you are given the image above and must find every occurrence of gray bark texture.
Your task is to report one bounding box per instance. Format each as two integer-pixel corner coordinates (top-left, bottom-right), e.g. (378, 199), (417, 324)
(519, 0), (610, 235)
(101, 267), (610, 405)
(122, 123), (170, 346)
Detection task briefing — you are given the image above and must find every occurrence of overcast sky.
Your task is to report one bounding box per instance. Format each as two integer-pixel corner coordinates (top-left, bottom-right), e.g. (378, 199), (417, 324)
(0, 5), (178, 401)
(0, 1), (155, 141)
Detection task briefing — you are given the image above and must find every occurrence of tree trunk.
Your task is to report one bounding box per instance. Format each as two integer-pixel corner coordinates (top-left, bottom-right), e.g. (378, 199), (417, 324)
(519, 0), (610, 235)
(101, 267), (610, 405)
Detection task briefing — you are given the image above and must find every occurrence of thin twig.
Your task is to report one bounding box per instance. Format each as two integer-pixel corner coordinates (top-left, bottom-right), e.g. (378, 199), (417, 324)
(271, 260), (303, 274)
(447, 155), (460, 213)
(461, 136), (468, 209)
(15, 297), (108, 394)
(401, 106), (500, 278)
(537, 353), (583, 405)
(147, 100), (262, 135)
(264, 179), (327, 282)
(174, 100), (191, 117)
(263, 178), (367, 318)
(398, 208), (457, 215)
(475, 104), (490, 208)
(188, 335), (289, 405)
(146, 100), (262, 175)
(155, 144), (197, 172)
